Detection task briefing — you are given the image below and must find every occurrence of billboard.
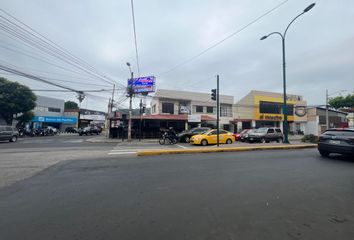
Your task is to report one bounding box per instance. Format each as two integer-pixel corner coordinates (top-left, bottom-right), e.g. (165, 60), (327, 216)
(127, 76), (156, 93)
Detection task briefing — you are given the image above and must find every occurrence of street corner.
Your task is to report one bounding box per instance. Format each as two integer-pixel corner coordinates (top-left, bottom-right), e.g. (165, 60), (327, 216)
(136, 143), (317, 156)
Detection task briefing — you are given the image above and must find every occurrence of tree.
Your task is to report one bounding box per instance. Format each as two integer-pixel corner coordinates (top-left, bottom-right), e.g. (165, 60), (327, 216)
(64, 101), (79, 110)
(15, 111), (35, 128)
(0, 77), (36, 125)
(329, 94), (354, 109)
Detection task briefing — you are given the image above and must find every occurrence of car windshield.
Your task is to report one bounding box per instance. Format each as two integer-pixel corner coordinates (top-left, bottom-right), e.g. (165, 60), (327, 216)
(256, 128), (268, 133)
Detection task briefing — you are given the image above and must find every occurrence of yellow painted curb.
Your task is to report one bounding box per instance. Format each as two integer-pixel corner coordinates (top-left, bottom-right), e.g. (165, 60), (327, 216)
(137, 144), (317, 156)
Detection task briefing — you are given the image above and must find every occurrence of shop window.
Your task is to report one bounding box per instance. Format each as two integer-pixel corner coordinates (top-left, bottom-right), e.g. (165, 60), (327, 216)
(196, 106), (204, 113)
(162, 102), (174, 114)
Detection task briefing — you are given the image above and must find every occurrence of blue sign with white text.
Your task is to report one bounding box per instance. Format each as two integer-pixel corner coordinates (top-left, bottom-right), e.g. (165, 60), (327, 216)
(127, 76), (156, 93)
(32, 116), (77, 124)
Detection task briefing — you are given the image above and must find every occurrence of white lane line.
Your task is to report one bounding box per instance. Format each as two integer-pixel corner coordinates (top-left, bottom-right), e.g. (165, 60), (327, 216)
(108, 151), (136, 155)
(176, 144), (188, 149)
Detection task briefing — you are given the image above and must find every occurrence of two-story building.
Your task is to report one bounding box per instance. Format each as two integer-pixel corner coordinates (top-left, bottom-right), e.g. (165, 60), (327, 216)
(150, 89), (234, 131)
(234, 90), (308, 134)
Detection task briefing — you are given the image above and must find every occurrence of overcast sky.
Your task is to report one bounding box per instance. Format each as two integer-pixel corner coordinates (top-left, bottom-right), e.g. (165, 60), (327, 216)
(0, 0), (353, 111)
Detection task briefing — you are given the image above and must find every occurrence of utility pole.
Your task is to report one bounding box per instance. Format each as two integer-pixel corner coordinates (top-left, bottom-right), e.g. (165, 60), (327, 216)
(128, 71), (133, 142)
(139, 98), (142, 141)
(216, 75), (220, 147)
(326, 89), (329, 130)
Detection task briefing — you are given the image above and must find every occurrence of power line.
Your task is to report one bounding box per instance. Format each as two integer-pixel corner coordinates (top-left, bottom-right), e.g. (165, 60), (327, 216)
(130, 0), (140, 76)
(158, 0), (290, 76)
(0, 9), (125, 88)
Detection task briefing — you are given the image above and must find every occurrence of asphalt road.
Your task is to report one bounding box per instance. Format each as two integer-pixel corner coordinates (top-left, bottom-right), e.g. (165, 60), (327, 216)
(1, 148), (353, 240)
(0, 135), (117, 188)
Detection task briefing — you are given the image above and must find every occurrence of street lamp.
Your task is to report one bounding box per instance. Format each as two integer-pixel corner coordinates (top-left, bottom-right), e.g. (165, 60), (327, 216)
(260, 3), (315, 144)
(126, 62), (134, 141)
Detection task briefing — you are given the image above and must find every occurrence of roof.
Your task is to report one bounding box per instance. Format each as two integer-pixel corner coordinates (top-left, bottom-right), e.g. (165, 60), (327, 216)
(131, 114), (216, 121)
(308, 107), (348, 115)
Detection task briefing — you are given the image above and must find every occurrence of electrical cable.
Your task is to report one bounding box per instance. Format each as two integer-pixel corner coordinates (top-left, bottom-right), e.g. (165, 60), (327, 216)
(158, 0), (290, 76)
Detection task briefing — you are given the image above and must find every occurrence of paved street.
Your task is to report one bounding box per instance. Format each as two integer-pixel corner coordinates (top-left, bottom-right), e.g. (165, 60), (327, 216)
(1, 144), (354, 239)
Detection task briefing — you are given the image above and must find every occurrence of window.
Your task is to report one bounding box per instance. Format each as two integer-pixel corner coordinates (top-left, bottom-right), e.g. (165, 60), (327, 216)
(220, 105), (232, 117)
(152, 104), (156, 114)
(267, 129), (275, 133)
(48, 107), (61, 113)
(207, 106), (213, 113)
(5, 126), (12, 131)
(275, 129), (282, 133)
(259, 101), (294, 116)
(260, 101), (281, 114)
(196, 106), (203, 113)
(209, 130), (218, 135)
(162, 102), (174, 114)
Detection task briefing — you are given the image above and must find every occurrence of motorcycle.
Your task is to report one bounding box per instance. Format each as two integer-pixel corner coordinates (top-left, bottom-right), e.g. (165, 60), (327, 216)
(159, 132), (177, 145)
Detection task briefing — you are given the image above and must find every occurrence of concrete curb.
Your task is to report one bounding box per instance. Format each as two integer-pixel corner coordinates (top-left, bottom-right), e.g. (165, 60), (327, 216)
(137, 144), (317, 156)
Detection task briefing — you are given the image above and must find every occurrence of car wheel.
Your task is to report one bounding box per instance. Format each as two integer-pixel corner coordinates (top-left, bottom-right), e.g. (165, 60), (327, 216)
(185, 137), (190, 143)
(201, 139), (208, 146)
(260, 138), (266, 143)
(276, 137), (283, 143)
(10, 136), (17, 142)
(226, 139), (232, 144)
(319, 150), (330, 157)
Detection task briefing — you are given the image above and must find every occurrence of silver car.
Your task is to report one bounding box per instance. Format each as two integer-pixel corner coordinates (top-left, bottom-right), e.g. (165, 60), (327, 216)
(0, 125), (19, 142)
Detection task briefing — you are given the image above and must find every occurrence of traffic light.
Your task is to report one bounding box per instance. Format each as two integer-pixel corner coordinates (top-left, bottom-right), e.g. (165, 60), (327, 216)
(211, 89), (217, 101)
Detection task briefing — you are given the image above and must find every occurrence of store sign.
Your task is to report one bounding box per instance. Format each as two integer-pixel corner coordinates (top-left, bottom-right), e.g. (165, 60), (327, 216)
(188, 115), (201, 123)
(259, 114), (283, 121)
(32, 116), (77, 123)
(179, 104), (190, 114)
(294, 106), (307, 117)
(80, 114), (106, 121)
(128, 76), (156, 93)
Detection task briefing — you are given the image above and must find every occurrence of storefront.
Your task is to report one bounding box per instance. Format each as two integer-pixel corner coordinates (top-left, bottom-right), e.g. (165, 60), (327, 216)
(32, 116), (77, 130)
(234, 90), (307, 134)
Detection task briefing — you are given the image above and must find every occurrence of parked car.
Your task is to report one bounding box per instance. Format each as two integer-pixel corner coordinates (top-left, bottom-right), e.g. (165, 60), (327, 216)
(247, 127), (283, 143)
(190, 129), (235, 146)
(46, 126), (59, 135)
(78, 127), (92, 136)
(65, 127), (78, 133)
(234, 129), (250, 141)
(78, 126), (101, 136)
(0, 125), (19, 142)
(318, 128), (354, 157)
(240, 129), (255, 142)
(177, 127), (211, 143)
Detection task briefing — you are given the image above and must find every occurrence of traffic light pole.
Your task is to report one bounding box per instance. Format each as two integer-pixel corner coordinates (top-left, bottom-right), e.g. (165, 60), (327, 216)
(139, 98), (142, 142)
(128, 71), (133, 142)
(216, 75), (220, 147)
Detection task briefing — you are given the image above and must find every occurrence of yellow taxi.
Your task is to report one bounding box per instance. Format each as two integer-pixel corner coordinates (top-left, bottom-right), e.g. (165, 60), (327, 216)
(190, 129), (235, 146)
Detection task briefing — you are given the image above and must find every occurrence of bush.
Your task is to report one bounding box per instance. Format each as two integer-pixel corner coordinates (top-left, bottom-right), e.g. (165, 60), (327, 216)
(301, 134), (319, 143)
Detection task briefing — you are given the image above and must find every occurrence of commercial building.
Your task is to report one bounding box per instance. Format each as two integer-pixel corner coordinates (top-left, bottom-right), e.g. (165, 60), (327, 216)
(234, 90), (308, 133)
(305, 107), (348, 136)
(31, 95), (76, 131)
(150, 89), (234, 131)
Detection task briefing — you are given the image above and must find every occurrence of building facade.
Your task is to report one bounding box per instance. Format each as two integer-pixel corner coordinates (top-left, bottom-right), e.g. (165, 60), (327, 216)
(150, 89), (234, 131)
(234, 90), (308, 133)
(305, 107), (348, 135)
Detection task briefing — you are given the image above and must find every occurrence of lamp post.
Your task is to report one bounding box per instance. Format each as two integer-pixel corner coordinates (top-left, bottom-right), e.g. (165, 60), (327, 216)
(260, 3), (315, 144)
(126, 62), (133, 142)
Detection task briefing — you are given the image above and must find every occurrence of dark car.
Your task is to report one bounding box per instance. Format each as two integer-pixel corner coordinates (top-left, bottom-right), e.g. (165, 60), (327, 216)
(177, 127), (211, 143)
(65, 127), (78, 133)
(318, 128), (354, 157)
(78, 127), (92, 136)
(240, 129), (256, 142)
(0, 125), (19, 142)
(247, 127), (283, 143)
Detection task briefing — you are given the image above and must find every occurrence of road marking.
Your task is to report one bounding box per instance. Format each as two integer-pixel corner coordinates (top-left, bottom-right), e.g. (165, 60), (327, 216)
(176, 144), (188, 149)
